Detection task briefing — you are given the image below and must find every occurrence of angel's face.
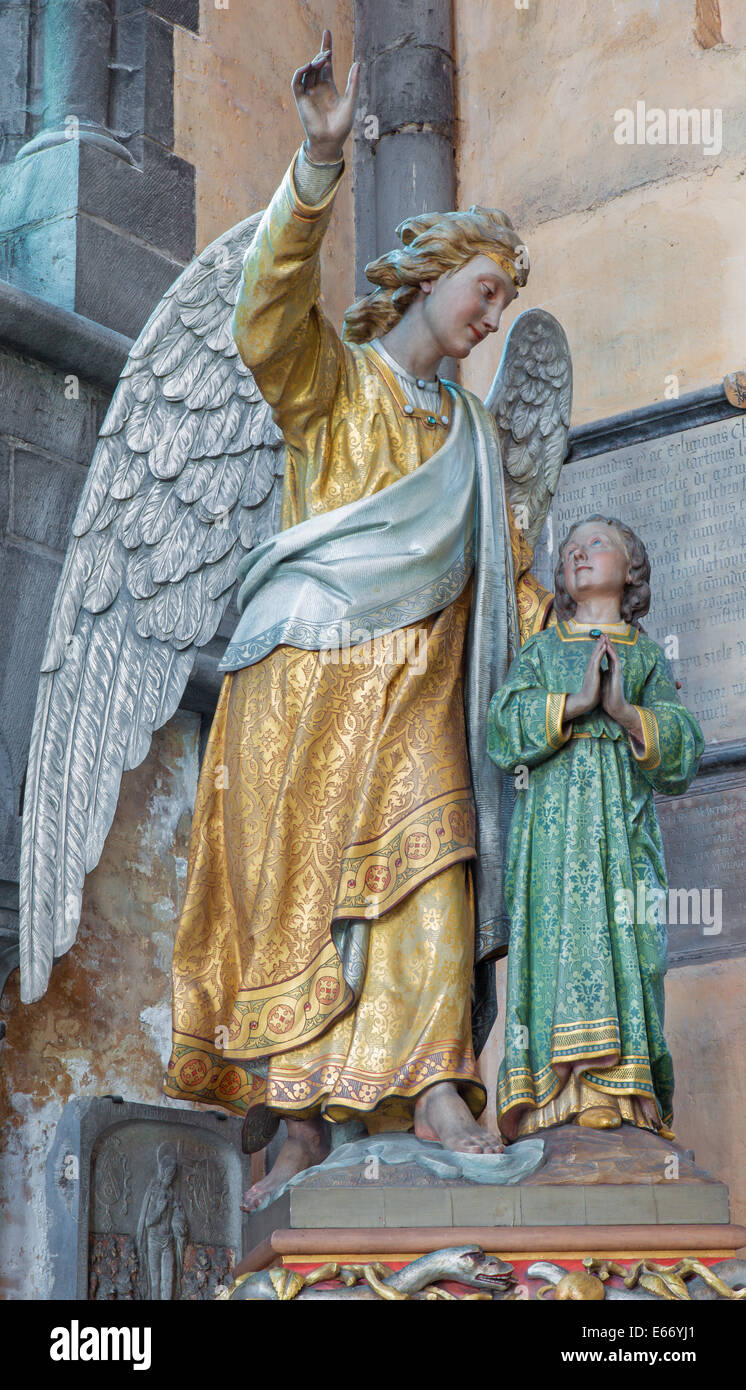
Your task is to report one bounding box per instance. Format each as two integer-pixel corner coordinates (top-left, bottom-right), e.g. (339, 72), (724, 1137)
(419, 254), (516, 360)
(562, 522), (631, 606)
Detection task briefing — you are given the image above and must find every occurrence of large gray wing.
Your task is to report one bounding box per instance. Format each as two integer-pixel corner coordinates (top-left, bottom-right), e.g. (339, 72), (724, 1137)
(484, 308), (572, 550)
(19, 212), (283, 1003)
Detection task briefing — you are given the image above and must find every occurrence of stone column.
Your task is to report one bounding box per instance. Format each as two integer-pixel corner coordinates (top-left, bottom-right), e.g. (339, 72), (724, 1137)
(0, 0), (196, 339)
(15, 0), (134, 165)
(353, 0), (455, 295)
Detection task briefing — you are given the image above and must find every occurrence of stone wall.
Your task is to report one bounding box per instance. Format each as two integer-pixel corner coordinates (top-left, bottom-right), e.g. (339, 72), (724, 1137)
(173, 0), (355, 334)
(455, 0), (746, 423)
(0, 711), (199, 1298)
(0, 0), (197, 339)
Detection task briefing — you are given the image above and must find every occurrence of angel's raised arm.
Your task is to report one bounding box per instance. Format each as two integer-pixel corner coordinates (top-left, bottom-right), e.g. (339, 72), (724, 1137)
(232, 151), (345, 452)
(233, 31), (359, 450)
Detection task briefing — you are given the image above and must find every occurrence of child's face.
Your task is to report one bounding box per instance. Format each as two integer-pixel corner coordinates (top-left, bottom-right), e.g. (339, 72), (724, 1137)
(562, 522), (631, 606)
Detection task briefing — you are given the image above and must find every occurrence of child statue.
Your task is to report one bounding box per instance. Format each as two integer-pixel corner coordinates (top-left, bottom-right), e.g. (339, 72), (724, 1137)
(487, 516), (704, 1141)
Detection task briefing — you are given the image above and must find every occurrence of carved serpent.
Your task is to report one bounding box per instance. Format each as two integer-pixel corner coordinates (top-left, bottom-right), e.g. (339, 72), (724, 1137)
(528, 1258), (746, 1301)
(220, 1245), (516, 1301)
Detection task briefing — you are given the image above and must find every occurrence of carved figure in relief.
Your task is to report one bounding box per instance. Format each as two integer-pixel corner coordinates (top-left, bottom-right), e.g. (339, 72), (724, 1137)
(94, 1134), (131, 1233)
(19, 31), (572, 1209)
(487, 517), (704, 1140)
(135, 1142), (187, 1300)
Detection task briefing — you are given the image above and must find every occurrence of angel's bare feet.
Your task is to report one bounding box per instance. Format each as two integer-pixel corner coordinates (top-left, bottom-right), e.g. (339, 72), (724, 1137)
(414, 1081), (504, 1154)
(240, 1116), (331, 1213)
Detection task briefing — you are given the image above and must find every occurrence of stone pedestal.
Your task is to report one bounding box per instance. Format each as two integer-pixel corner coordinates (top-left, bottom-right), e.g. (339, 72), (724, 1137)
(237, 1124), (746, 1300)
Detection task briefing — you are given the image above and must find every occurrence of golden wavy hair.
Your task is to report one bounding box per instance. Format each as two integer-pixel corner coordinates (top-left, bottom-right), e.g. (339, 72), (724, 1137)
(342, 205), (529, 345)
(553, 515), (651, 629)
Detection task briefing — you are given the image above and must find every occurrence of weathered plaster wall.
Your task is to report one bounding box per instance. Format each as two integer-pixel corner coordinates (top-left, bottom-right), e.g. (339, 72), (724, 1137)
(173, 0), (355, 334)
(0, 715), (199, 1298)
(454, 0), (746, 422)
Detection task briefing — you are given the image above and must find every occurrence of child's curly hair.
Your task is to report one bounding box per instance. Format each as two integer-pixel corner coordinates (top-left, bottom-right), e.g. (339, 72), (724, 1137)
(553, 515), (651, 629)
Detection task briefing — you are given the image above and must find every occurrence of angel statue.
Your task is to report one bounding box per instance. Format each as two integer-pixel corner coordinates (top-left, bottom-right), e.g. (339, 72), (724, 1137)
(19, 31), (571, 1210)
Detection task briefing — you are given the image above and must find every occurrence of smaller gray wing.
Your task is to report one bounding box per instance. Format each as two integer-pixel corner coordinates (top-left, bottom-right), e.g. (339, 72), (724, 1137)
(484, 308), (572, 550)
(19, 211), (284, 1003)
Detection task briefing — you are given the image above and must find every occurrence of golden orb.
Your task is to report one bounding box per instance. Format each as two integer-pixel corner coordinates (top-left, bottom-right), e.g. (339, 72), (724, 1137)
(554, 1271), (606, 1301)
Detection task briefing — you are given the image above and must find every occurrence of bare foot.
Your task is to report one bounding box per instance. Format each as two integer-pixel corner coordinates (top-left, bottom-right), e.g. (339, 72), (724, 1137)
(240, 1116), (331, 1212)
(414, 1081), (504, 1154)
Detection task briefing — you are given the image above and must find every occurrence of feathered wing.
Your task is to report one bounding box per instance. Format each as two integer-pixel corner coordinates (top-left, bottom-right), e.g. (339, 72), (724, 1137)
(484, 308), (572, 550)
(19, 213), (284, 1003)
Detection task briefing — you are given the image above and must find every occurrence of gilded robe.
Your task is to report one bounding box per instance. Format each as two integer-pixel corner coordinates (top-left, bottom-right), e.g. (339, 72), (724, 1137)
(164, 150), (550, 1130)
(486, 617), (704, 1139)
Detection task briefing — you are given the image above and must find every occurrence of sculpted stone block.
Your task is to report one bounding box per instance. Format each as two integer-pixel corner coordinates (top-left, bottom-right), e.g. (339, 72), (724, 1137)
(12, 448), (87, 553)
(47, 1097), (251, 1300)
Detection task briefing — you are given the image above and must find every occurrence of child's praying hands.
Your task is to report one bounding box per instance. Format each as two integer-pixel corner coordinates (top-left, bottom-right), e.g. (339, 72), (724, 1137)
(600, 635), (644, 747)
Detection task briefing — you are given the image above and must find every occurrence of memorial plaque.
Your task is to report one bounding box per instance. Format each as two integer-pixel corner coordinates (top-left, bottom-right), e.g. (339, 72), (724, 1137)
(655, 775), (746, 965)
(551, 413), (746, 744)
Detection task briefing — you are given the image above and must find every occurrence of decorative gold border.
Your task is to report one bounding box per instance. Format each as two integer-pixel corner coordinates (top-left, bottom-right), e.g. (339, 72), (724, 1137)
(174, 939), (354, 1063)
(164, 1042), (266, 1116)
(333, 790), (476, 919)
(583, 1057), (661, 1095)
(497, 1052), (668, 1126)
(498, 1063), (561, 1117)
(629, 706), (662, 770)
(550, 1017), (621, 1061)
(546, 691), (572, 749)
(517, 572), (554, 644)
(265, 1039), (486, 1118)
(165, 1037), (488, 1121)
(556, 619), (639, 645)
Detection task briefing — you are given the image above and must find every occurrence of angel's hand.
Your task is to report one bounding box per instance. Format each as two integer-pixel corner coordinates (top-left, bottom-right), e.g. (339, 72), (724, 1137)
(292, 29), (360, 164)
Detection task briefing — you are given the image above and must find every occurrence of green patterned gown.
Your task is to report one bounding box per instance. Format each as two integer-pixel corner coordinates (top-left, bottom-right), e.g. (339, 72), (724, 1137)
(486, 617), (704, 1136)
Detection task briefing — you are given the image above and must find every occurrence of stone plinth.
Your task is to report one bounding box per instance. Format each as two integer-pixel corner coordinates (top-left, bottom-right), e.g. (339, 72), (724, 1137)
(238, 1124), (745, 1298)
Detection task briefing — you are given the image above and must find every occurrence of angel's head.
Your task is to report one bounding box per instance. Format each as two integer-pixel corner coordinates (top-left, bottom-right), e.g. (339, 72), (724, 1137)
(342, 206), (529, 354)
(554, 516), (651, 628)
